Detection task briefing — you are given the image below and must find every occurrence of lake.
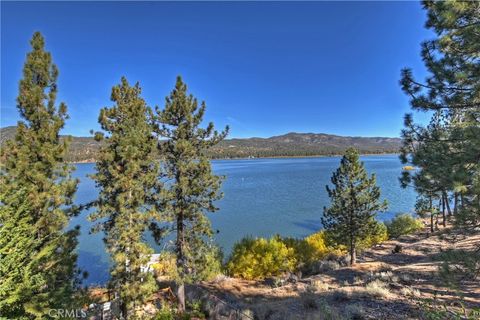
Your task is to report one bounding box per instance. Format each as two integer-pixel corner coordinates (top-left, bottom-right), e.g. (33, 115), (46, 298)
(70, 154), (417, 285)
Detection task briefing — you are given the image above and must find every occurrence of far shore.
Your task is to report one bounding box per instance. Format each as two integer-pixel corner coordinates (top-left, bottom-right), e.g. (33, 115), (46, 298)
(71, 152), (401, 164)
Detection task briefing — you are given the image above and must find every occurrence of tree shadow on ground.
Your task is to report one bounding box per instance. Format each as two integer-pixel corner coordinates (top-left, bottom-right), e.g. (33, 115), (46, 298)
(192, 282), (424, 320)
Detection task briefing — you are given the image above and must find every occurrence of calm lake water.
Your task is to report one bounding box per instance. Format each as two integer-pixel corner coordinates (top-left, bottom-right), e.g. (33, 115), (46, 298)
(70, 155), (417, 285)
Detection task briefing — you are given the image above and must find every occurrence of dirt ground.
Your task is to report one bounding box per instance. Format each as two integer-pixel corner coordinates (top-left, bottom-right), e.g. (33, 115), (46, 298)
(195, 220), (480, 319)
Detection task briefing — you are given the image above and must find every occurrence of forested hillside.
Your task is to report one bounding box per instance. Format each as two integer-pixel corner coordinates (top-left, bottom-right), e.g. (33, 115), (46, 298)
(0, 126), (401, 161)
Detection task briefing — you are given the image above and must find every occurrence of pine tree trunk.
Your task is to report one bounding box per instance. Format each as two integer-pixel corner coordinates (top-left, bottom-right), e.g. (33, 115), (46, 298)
(429, 197), (434, 233)
(441, 194), (446, 227)
(177, 284), (185, 313)
(454, 193), (458, 215)
(350, 238), (356, 266)
(176, 208), (186, 312)
(443, 191), (452, 217)
(121, 302), (128, 320)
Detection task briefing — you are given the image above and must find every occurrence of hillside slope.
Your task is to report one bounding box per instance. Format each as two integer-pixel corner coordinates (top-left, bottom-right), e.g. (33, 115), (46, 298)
(1, 126), (402, 161)
(189, 220), (479, 319)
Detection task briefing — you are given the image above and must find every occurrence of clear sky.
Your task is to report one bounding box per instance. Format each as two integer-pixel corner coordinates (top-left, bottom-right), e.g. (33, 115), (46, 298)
(1, 1), (432, 138)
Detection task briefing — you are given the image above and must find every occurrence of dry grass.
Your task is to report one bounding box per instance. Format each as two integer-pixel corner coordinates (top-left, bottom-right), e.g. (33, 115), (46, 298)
(310, 279), (330, 292)
(364, 280), (392, 299)
(400, 286), (421, 298)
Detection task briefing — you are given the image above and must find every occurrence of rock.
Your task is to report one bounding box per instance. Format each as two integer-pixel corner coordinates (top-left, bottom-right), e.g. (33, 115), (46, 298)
(392, 244), (403, 254)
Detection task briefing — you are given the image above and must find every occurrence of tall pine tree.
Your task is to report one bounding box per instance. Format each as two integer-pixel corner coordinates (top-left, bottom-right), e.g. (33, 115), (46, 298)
(0, 32), (81, 318)
(89, 77), (160, 319)
(321, 148), (387, 265)
(154, 76), (228, 311)
(400, 111), (453, 231)
(399, 0), (480, 228)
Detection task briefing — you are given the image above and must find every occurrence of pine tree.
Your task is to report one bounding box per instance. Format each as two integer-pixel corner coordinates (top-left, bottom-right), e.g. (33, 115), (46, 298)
(399, 1), (480, 228)
(89, 77), (160, 319)
(154, 76), (228, 311)
(321, 148), (387, 265)
(400, 111), (455, 231)
(0, 32), (81, 318)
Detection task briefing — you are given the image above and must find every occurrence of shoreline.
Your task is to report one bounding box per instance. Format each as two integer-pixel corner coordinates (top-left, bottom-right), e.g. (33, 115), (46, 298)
(71, 152), (400, 164)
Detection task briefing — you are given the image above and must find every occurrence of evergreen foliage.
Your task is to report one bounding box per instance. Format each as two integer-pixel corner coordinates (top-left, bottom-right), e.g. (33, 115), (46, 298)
(153, 76), (228, 311)
(399, 0), (480, 230)
(89, 77), (160, 319)
(321, 148), (388, 265)
(399, 2), (479, 294)
(0, 32), (81, 318)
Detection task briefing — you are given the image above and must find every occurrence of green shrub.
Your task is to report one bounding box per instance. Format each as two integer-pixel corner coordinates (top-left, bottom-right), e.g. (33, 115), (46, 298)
(154, 301), (207, 320)
(188, 243), (223, 282)
(184, 300), (206, 319)
(226, 236), (296, 280)
(154, 304), (175, 320)
(310, 260), (341, 273)
(385, 213), (423, 238)
(358, 221), (389, 249)
(152, 243), (222, 282)
(320, 219), (388, 257)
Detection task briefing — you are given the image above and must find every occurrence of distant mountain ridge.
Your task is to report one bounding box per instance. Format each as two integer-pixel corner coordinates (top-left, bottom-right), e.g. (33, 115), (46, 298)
(0, 126), (402, 162)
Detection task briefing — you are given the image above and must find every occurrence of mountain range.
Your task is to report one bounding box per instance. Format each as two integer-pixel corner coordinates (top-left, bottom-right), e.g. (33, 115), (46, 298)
(0, 126), (402, 162)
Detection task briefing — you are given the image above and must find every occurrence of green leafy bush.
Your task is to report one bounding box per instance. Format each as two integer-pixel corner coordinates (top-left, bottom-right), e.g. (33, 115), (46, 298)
(187, 243), (223, 282)
(226, 236), (296, 280)
(358, 221), (389, 249)
(154, 301), (207, 320)
(152, 243), (222, 282)
(385, 213), (423, 238)
(154, 304), (175, 320)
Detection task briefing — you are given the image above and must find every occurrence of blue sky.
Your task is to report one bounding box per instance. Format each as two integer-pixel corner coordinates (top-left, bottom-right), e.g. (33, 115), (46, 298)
(1, 1), (432, 138)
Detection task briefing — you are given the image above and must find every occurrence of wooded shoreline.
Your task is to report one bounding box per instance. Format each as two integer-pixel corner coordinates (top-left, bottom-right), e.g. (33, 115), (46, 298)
(71, 152), (402, 164)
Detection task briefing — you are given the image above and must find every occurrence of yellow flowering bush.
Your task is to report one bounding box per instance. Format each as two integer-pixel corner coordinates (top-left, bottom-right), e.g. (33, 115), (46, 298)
(226, 236), (297, 280)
